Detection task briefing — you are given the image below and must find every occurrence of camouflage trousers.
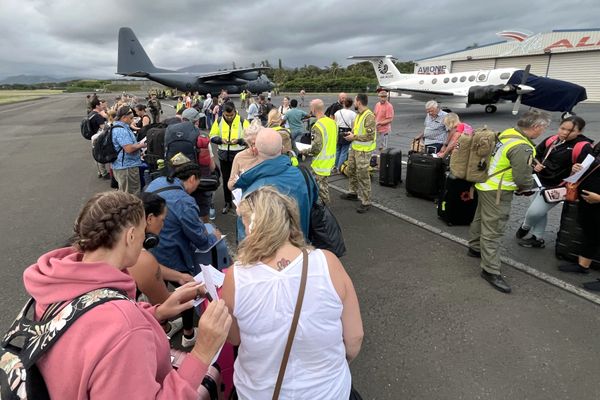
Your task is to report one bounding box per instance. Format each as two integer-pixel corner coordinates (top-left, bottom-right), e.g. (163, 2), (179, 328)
(314, 173), (330, 205)
(347, 149), (372, 206)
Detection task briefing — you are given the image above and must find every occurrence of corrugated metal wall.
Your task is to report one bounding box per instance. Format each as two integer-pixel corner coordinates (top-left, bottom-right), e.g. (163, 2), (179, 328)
(547, 51), (600, 101)
(450, 59), (496, 73)
(495, 55), (550, 76)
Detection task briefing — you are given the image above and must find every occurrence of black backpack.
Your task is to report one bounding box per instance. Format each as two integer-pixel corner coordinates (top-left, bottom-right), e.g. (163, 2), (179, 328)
(145, 124), (168, 171)
(165, 131), (198, 169)
(0, 288), (129, 400)
(80, 112), (97, 140)
(92, 126), (123, 164)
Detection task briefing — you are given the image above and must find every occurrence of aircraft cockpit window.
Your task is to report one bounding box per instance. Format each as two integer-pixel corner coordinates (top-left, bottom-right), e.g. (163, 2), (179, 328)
(444, 77), (450, 83)
(500, 72), (511, 79)
(432, 78), (438, 84)
(460, 76), (466, 82)
(469, 75), (476, 82)
(478, 74), (487, 81)
(451, 77), (458, 83)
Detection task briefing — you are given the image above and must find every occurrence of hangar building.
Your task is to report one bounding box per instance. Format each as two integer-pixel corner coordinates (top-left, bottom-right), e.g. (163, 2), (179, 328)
(415, 29), (600, 102)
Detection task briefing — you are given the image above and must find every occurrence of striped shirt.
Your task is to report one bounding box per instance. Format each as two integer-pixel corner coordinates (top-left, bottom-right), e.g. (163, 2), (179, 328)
(423, 110), (448, 145)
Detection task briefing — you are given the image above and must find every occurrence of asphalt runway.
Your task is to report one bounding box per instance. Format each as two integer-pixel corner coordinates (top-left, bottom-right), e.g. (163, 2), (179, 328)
(1, 93), (600, 399)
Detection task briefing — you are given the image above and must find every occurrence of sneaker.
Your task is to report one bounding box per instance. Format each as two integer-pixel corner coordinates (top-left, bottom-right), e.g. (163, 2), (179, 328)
(518, 236), (545, 248)
(222, 203), (231, 214)
(209, 207), (216, 221)
(340, 193), (359, 201)
(356, 204), (371, 214)
(467, 248), (481, 258)
(583, 279), (600, 292)
(181, 328), (198, 347)
(515, 225), (531, 239)
(558, 263), (590, 274)
(101, 173), (111, 180)
(165, 317), (183, 340)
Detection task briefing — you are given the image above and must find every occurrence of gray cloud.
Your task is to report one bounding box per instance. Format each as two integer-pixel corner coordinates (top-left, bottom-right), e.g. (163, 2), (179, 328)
(1, 0), (599, 78)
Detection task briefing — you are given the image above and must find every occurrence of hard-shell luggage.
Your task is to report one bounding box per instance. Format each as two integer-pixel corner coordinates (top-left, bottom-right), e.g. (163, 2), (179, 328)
(405, 153), (445, 200)
(437, 174), (477, 226)
(379, 148), (402, 187)
(555, 202), (600, 267)
(194, 224), (233, 271)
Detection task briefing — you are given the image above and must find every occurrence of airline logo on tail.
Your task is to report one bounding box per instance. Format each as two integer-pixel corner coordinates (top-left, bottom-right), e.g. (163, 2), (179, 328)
(378, 60), (388, 74)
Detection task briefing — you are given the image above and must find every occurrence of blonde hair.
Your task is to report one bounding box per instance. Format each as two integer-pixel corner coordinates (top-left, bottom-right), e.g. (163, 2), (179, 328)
(443, 113), (460, 130)
(244, 119), (262, 144)
(267, 109), (283, 127)
(236, 186), (309, 265)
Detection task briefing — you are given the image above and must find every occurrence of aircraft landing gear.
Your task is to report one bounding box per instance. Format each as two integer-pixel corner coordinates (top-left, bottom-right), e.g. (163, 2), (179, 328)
(485, 105), (497, 114)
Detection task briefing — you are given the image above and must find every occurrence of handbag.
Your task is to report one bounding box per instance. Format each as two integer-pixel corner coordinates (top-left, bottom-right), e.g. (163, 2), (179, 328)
(272, 249), (309, 400)
(298, 167), (347, 257)
(410, 138), (425, 154)
(565, 162), (600, 203)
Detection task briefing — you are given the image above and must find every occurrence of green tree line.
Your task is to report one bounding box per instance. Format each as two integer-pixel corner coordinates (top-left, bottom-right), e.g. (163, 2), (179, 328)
(262, 60), (415, 92)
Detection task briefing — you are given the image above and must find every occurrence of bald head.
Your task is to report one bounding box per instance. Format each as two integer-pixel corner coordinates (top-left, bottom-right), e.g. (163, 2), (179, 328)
(255, 128), (283, 160)
(338, 92), (347, 103)
(310, 99), (325, 117)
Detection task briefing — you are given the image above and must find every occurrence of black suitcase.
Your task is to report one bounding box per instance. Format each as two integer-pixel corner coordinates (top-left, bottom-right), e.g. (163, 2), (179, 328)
(437, 174), (477, 226)
(555, 202), (600, 267)
(379, 148), (402, 187)
(405, 153), (445, 200)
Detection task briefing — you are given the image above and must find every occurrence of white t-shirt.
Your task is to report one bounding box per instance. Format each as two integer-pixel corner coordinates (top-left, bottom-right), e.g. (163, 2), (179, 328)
(334, 108), (356, 130)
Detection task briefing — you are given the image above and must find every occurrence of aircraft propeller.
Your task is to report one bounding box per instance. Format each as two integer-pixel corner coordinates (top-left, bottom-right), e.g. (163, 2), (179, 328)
(512, 64), (532, 115)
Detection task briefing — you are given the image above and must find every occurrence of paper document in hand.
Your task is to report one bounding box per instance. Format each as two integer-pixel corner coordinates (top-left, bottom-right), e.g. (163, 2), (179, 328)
(564, 154), (595, 183)
(296, 143), (312, 152)
(192, 265), (224, 306)
(232, 188), (243, 207)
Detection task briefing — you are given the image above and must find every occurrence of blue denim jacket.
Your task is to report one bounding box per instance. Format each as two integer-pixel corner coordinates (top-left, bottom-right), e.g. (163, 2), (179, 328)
(145, 177), (217, 273)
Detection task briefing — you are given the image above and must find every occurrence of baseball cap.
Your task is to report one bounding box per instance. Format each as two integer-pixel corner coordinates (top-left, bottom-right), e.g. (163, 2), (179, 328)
(182, 108), (201, 122)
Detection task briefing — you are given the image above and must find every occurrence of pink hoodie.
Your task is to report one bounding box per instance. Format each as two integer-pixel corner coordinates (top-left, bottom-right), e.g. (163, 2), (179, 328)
(23, 247), (208, 400)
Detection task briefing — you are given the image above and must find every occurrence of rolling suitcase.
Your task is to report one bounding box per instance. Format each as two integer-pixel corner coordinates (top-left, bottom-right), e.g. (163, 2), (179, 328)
(379, 148), (402, 187)
(555, 202), (600, 267)
(405, 153), (445, 200)
(437, 174), (477, 226)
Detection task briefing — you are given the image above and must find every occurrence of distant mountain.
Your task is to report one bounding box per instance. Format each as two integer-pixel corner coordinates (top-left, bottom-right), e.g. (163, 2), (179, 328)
(0, 75), (81, 84)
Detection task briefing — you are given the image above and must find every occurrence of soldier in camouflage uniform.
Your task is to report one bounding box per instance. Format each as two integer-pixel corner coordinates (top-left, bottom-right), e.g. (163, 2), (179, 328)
(468, 110), (551, 293)
(339, 93), (376, 213)
(301, 99), (337, 204)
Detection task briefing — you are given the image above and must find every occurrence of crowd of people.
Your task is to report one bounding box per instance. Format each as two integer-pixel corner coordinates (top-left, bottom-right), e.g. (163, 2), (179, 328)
(10, 87), (600, 399)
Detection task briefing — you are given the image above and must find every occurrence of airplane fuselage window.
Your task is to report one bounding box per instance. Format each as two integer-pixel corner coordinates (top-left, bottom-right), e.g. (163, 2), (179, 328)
(460, 76), (467, 82)
(432, 78), (438, 84)
(500, 72), (511, 79)
(451, 77), (458, 83)
(469, 75), (476, 82)
(419, 80), (424, 85)
(443, 77), (450, 83)
(478, 74), (487, 81)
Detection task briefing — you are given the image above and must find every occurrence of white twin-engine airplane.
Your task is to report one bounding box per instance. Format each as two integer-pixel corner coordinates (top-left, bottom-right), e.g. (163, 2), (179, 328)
(349, 55), (587, 116)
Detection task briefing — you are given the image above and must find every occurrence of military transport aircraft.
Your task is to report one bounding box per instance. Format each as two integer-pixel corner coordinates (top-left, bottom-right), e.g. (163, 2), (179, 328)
(349, 55), (587, 116)
(117, 27), (274, 95)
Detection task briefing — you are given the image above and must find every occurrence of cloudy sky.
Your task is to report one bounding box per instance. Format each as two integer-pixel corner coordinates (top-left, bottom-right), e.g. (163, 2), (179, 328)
(1, 0), (599, 79)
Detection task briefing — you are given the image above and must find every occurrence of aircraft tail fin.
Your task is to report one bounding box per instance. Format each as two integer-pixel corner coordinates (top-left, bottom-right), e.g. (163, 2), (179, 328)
(117, 27), (170, 75)
(347, 55), (408, 87)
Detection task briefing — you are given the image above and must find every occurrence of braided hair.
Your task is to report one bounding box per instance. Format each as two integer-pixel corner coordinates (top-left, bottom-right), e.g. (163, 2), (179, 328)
(72, 191), (145, 252)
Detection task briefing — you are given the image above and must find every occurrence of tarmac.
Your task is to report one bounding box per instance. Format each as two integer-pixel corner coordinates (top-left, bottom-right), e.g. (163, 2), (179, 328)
(1, 92), (600, 399)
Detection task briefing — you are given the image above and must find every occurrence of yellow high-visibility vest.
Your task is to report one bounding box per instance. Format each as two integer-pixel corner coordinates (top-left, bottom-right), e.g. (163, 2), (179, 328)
(209, 114), (249, 152)
(311, 117), (338, 176)
(475, 128), (536, 192)
(351, 109), (376, 152)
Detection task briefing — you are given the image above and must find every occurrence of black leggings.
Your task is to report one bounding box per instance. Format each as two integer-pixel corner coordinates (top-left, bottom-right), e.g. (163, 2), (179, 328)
(219, 158), (234, 204)
(578, 202), (600, 259)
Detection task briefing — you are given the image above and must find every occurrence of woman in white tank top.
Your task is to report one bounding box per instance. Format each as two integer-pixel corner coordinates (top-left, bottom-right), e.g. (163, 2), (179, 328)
(222, 187), (364, 400)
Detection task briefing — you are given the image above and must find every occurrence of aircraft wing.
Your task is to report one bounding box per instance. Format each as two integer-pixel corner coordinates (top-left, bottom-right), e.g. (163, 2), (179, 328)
(386, 87), (469, 97)
(196, 67), (270, 81)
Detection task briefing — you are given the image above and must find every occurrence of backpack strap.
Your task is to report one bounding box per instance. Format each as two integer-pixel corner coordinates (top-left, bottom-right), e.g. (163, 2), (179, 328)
(572, 141), (592, 164)
(151, 185), (184, 194)
(545, 135), (558, 149)
(2, 288), (129, 368)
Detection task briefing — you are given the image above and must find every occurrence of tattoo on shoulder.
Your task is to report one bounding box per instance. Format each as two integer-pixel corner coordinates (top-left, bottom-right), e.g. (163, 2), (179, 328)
(276, 258), (291, 271)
